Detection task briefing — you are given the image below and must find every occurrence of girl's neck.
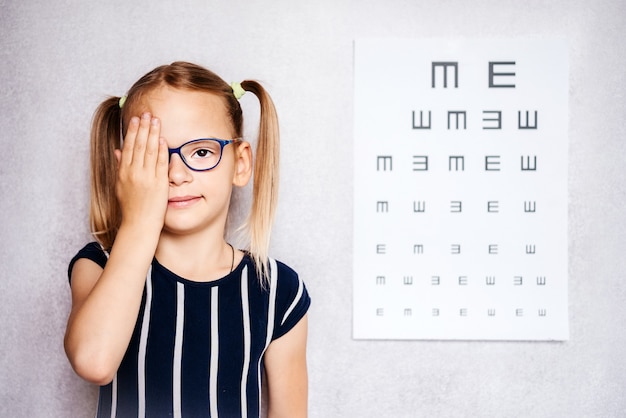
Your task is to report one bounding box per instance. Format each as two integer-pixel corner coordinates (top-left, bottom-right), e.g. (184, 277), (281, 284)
(155, 229), (236, 282)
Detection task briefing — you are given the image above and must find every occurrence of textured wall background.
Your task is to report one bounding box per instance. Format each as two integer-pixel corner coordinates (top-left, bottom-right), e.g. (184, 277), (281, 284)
(1, 1), (625, 417)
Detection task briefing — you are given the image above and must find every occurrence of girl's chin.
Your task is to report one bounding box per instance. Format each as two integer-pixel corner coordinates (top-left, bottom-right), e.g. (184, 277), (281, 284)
(162, 216), (222, 237)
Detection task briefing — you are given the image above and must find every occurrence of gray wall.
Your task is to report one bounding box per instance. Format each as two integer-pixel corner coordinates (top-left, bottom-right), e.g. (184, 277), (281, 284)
(2, 0), (625, 416)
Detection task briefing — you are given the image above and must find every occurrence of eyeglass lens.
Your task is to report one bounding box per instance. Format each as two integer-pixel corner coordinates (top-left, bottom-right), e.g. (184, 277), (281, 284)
(179, 139), (224, 171)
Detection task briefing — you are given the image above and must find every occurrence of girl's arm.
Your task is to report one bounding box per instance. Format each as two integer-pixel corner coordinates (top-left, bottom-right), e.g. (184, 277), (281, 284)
(64, 224), (161, 385)
(64, 113), (169, 385)
(263, 314), (309, 418)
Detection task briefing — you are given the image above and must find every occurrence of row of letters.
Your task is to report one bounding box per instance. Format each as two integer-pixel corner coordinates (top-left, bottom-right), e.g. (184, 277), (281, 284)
(374, 307), (550, 317)
(411, 110), (538, 130)
(376, 200), (539, 213)
(375, 155), (538, 172)
(374, 275), (547, 286)
(430, 61), (518, 89)
(375, 244), (540, 256)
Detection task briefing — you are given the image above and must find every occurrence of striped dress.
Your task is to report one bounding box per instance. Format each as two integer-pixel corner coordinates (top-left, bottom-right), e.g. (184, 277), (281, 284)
(68, 242), (311, 418)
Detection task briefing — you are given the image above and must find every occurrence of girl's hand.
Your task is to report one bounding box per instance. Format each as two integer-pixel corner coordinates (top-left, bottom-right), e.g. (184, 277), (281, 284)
(114, 112), (169, 230)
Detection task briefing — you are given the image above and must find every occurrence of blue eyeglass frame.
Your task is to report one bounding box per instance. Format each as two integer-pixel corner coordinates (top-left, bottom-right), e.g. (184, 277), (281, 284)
(169, 138), (240, 172)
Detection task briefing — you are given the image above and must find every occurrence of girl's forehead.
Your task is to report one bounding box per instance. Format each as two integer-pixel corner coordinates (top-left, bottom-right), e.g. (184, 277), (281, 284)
(141, 86), (227, 113)
(135, 86), (234, 139)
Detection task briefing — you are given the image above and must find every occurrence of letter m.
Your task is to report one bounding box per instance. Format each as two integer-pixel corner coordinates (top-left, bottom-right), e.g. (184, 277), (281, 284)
(377, 155), (393, 171)
(448, 111), (467, 130)
(432, 62), (458, 88)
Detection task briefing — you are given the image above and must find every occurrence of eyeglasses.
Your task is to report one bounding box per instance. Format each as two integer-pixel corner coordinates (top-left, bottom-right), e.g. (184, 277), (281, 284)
(169, 138), (240, 171)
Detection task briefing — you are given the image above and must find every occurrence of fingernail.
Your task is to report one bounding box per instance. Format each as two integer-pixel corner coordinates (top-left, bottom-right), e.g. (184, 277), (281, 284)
(151, 117), (159, 126)
(142, 112), (151, 120)
(130, 116), (139, 125)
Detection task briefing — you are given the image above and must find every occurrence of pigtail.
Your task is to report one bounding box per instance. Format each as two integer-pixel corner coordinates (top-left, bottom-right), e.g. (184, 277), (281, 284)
(89, 96), (122, 251)
(240, 80), (280, 287)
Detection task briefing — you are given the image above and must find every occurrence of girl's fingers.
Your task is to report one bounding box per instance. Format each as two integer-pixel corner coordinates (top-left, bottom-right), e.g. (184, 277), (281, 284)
(121, 113), (163, 170)
(143, 117), (161, 168)
(156, 138), (169, 177)
(131, 113), (152, 166)
(120, 116), (139, 167)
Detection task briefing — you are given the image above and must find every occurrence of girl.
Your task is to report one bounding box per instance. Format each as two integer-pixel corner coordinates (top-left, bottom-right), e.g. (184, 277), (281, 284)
(64, 62), (310, 418)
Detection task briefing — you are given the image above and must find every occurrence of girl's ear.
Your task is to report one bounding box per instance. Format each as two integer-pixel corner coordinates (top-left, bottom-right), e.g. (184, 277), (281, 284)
(232, 141), (252, 187)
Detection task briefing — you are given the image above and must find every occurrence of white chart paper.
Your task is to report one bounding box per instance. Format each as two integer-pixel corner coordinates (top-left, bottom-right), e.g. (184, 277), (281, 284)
(353, 39), (569, 340)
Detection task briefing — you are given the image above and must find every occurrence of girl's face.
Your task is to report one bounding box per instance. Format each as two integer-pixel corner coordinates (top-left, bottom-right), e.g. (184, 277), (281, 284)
(141, 86), (249, 236)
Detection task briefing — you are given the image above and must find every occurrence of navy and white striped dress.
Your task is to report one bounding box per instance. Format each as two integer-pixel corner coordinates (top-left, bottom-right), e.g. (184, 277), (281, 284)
(68, 242), (311, 418)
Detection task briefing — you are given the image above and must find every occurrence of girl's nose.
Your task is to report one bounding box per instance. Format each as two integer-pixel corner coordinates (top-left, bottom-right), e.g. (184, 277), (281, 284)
(168, 153), (192, 185)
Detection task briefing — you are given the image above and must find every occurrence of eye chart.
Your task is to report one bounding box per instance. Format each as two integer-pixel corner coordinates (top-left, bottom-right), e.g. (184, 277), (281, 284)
(353, 39), (568, 341)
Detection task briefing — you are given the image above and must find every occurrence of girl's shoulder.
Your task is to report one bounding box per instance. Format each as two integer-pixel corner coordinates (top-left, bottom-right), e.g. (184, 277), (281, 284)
(254, 256), (302, 294)
(272, 258), (299, 281)
(266, 257), (311, 341)
(67, 242), (108, 283)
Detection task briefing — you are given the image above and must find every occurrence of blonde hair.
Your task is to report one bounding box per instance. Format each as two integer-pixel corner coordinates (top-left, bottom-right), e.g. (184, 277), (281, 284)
(89, 61), (280, 285)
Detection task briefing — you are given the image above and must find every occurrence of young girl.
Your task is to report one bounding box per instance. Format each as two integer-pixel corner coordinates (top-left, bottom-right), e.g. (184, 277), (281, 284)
(64, 61), (310, 418)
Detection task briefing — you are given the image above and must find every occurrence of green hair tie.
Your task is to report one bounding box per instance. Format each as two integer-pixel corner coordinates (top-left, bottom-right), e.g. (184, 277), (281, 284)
(230, 82), (245, 100)
(118, 95), (127, 109)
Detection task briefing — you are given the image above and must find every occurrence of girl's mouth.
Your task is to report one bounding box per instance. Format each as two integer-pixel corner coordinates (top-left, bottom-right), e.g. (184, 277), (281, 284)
(168, 195), (201, 208)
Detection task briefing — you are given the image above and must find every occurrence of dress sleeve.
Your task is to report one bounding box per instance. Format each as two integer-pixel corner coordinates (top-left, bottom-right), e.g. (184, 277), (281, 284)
(271, 260), (311, 340)
(67, 242), (108, 284)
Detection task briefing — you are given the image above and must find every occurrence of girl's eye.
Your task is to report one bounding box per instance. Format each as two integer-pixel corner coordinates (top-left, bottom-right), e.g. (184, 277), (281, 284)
(193, 148), (213, 158)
